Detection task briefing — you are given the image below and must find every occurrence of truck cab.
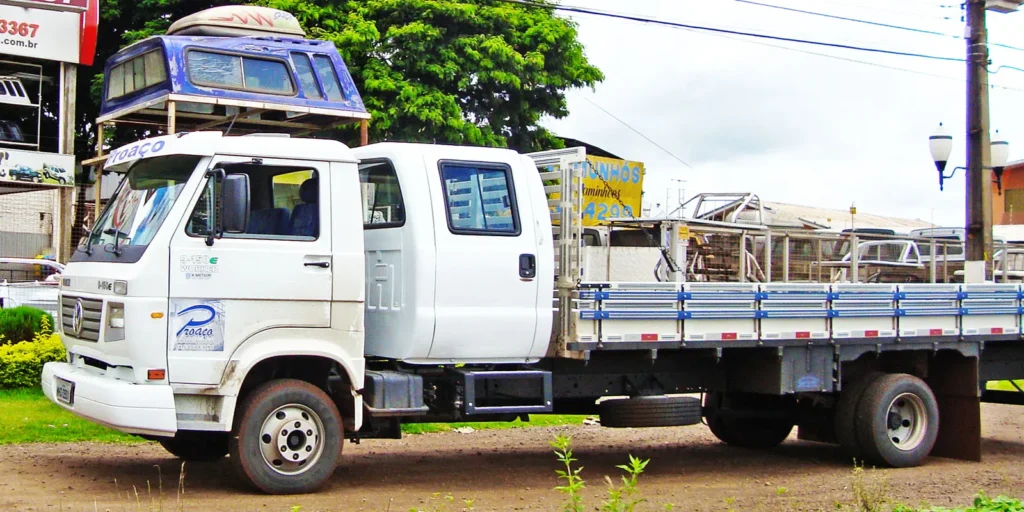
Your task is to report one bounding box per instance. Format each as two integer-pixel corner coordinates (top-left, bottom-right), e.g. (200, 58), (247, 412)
(43, 131), (553, 494)
(353, 143), (553, 363)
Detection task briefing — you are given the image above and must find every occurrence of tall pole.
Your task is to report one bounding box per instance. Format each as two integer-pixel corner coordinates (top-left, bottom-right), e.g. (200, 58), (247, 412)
(966, 0), (993, 282)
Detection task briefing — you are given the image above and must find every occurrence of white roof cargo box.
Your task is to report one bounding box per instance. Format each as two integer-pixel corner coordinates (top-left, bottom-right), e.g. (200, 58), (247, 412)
(166, 6), (306, 37)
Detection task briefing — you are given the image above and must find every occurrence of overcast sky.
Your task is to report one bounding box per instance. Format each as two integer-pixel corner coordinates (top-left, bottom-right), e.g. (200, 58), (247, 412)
(541, 0), (1024, 229)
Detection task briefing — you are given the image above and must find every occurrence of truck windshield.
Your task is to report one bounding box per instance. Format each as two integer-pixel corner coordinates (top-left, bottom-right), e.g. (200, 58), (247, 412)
(72, 155), (202, 263)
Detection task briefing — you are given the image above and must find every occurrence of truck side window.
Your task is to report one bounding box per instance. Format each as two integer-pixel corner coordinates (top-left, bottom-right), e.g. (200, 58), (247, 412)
(291, 53), (322, 100)
(439, 162), (519, 236)
(359, 160), (405, 228)
(312, 55), (344, 101)
(185, 166), (320, 240)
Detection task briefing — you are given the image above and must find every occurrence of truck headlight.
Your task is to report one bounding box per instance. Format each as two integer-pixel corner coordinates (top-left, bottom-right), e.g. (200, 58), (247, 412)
(106, 302), (125, 344)
(113, 280), (128, 295)
(109, 303), (124, 328)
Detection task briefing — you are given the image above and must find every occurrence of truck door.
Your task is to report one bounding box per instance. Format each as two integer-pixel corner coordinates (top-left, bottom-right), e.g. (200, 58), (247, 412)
(167, 158), (333, 384)
(426, 157), (541, 361)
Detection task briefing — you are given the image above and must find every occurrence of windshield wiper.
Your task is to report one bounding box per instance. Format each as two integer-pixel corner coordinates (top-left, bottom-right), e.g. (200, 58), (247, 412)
(76, 237), (93, 256)
(103, 228), (129, 256)
(76, 226), (96, 256)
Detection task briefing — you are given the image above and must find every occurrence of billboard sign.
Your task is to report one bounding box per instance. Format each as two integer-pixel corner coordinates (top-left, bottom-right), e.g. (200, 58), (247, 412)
(580, 155), (644, 225)
(0, 148), (75, 186)
(2, 0), (88, 12)
(543, 155), (645, 227)
(0, 3), (81, 62)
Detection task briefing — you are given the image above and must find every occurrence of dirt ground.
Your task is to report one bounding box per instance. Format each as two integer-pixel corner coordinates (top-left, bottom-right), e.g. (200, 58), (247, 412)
(1, 403), (1021, 512)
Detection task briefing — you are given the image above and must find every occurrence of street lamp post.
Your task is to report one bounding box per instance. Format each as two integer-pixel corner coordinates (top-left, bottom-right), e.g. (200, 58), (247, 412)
(929, 123), (1011, 280)
(959, 0), (1019, 281)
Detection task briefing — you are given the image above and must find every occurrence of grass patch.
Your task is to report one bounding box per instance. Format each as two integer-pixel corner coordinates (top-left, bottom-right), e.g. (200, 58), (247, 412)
(0, 388), (139, 444)
(1, 387), (585, 443)
(402, 414), (587, 435)
(985, 380), (1024, 391)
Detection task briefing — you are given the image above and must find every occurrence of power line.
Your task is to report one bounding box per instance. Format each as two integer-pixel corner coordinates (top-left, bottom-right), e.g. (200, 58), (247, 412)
(992, 64), (1024, 75)
(570, 91), (694, 170)
(778, 0), (958, 20)
(497, 0), (965, 63)
(736, 0), (954, 36)
(687, 25), (1024, 93)
(735, 0), (1024, 54)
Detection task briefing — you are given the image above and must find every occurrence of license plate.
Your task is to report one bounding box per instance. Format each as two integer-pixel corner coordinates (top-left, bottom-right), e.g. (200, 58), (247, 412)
(55, 377), (75, 405)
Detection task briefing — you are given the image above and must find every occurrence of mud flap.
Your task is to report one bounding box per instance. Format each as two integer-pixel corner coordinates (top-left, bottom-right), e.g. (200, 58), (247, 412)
(926, 351), (981, 462)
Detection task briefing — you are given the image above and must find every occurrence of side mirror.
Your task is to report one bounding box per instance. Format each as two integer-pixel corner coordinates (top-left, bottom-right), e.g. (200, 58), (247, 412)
(203, 168), (250, 246)
(222, 174), (250, 234)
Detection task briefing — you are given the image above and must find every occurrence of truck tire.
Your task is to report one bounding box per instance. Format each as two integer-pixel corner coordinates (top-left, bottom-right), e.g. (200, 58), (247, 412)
(834, 371), (885, 460)
(159, 431), (229, 462)
(599, 396), (702, 428)
(854, 373), (939, 468)
(705, 392), (794, 449)
(229, 379), (344, 494)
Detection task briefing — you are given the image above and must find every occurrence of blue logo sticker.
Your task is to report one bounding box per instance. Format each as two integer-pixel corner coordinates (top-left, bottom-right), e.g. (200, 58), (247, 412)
(172, 301), (225, 352)
(176, 304), (215, 337)
(796, 375), (821, 392)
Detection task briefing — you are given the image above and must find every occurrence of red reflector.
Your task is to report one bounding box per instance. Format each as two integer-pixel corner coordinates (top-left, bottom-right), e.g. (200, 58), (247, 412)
(795, 332), (810, 339)
(993, 327), (1004, 334)
(640, 333), (658, 341)
(929, 329), (943, 336)
(722, 333), (738, 340)
(147, 369), (166, 380)
(865, 330), (879, 337)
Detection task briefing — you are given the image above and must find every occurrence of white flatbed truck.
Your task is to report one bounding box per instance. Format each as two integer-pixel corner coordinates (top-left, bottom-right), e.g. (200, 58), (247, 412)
(42, 131), (1024, 494)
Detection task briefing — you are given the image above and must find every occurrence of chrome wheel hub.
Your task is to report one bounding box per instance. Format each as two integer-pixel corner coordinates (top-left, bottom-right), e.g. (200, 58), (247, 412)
(259, 404), (324, 475)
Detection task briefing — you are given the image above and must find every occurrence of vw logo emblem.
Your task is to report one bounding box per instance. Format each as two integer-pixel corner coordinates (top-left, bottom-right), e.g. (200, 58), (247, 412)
(71, 300), (84, 336)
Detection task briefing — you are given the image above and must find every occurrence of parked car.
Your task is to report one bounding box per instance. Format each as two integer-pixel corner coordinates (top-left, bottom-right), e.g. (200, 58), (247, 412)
(41, 163), (72, 184)
(0, 120), (26, 142)
(0, 76), (32, 107)
(0, 257), (64, 321)
(8, 164), (41, 182)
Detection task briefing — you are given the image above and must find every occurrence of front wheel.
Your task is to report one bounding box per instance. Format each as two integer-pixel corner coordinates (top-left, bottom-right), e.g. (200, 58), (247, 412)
(159, 431), (229, 462)
(854, 373), (939, 468)
(230, 379), (344, 494)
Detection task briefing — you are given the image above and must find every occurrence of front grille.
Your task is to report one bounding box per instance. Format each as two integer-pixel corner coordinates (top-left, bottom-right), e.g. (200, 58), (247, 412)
(60, 294), (103, 342)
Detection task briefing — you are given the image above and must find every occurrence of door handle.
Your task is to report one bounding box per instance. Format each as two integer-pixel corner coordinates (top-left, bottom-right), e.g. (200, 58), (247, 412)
(305, 261), (330, 268)
(519, 254), (536, 279)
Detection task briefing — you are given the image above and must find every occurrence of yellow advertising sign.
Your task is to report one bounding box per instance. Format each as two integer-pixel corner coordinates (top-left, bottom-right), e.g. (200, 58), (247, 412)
(580, 155), (644, 226)
(543, 155), (645, 226)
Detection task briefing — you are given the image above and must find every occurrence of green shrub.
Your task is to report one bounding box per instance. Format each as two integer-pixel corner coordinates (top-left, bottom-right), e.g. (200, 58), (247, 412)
(0, 306), (55, 345)
(0, 323), (65, 389)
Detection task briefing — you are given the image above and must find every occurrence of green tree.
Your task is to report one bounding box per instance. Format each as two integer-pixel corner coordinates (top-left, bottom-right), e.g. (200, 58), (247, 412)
(78, 0), (603, 152)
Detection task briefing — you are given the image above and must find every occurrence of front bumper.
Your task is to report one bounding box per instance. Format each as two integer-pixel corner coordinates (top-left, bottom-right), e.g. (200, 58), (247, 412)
(41, 362), (177, 437)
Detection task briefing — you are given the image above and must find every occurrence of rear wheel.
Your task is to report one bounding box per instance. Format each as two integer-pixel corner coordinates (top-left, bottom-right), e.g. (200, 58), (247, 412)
(230, 379), (343, 494)
(854, 373), (939, 468)
(834, 371), (885, 460)
(705, 392), (794, 449)
(159, 431), (229, 462)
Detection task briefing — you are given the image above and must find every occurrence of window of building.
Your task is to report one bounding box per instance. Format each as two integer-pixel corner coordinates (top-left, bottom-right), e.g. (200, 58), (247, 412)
(106, 49), (167, 100)
(439, 162), (519, 235)
(1005, 188), (1024, 216)
(187, 51), (294, 95)
(359, 160), (405, 227)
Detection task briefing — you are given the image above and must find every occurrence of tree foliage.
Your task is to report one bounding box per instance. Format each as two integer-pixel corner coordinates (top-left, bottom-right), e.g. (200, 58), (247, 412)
(76, 0), (603, 152)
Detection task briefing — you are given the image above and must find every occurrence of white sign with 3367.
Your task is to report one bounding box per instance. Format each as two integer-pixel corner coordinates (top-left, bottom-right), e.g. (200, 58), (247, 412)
(0, 3), (81, 63)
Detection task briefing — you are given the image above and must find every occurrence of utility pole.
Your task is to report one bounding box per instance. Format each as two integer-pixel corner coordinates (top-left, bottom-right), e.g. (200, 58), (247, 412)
(965, 0), (993, 281)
